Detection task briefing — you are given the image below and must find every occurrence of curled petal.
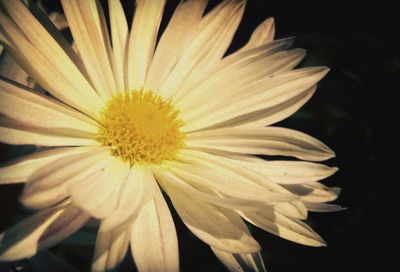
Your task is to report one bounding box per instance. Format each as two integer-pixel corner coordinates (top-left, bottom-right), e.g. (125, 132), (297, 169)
(0, 203), (90, 261)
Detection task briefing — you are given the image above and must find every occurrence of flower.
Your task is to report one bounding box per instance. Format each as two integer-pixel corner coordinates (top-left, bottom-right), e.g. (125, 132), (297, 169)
(0, 0), (343, 271)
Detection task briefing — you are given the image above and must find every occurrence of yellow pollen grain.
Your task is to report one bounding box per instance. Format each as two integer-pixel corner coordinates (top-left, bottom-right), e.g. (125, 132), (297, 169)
(96, 90), (185, 166)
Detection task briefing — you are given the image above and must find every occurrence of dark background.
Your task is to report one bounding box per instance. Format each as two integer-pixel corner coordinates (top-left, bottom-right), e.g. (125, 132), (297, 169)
(0, 0), (394, 271)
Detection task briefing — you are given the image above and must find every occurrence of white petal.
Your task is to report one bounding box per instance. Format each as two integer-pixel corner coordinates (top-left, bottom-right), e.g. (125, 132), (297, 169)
(206, 85), (316, 129)
(239, 17), (275, 52)
(186, 126), (335, 161)
(145, 0), (208, 91)
(303, 202), (346, 213)
(108, 0), (128, 92)
(0, 203), (90, 261)
(181, 151), (308, 219)
(183, 67), (328, 132)
(13, 1), (87, 76)
(68, 158), (129, 219)
(170, 35), (294, 103)
(0, 147), (93, 184)
(0, 51), (31, 87)
(212, 248), (266, 272)
(163, 181), (260, 253)
(221, 155), (338, 184)
(0, 77), (98, 133)
(154, 167), (264, 211)
(283, 183), (340, 203)
(0, 5), (103, 118)
(177, 46), (304, 114)
(61, 0), (117, 98)
(92, 221), (130, 272)
(20, 147), (110, 209)
(165, 161), (295, 204)
(179, 150), (294, 195)
(273, 201), (308, 220)
(240, 209), (326, 247)
(130, 184), (179, 272)
(126, 0), (166, 90)
(0, 118), (98, 146)
(159, 0), (245, 99)
(100, 167), (157, 232)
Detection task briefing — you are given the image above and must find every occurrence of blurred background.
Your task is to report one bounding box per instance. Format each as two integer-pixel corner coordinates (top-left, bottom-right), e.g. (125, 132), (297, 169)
(0, 0), (394, 271)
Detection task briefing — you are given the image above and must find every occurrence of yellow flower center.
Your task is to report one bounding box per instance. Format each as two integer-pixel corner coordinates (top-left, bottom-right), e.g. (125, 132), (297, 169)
(96, 90), (185, 166)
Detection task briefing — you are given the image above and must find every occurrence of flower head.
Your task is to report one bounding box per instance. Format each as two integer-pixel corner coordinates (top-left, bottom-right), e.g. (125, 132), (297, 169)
(0, 0), (342, 271)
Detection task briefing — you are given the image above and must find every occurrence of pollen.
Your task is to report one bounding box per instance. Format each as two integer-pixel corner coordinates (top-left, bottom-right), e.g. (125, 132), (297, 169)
(96, 90), (185, 165)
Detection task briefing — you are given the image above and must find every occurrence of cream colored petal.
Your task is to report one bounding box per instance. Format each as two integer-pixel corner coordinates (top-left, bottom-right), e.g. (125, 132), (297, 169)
(130, 184), (179, 272)
(164, 181), (260, 254)
(0, 14), (102, 119)
(220, 154), (338, 184)
(108, 0), (128, 92)
(186, 126), (335, 161)
(92, 221), (130, 272)
(0, 146), (93, 184)
(240, 209), (326, 247)
(182, 67), (328, 132)
(100, 167), (157, 232)
(0, 51), (31, 87)
(177, 44), (303, 112)
(0, 119), (98, 146)
(273, 201), (308, 220)
(68, 158), (129, 219)
(283, 183), (340, 203)
(154, 167), (263, 211)
(255, 161), (338, 184)
(145, 0), (208, 91)
(172, 37), (293, 105)
(303, 202), (346, 213)
(0, 203), (90, 261)
(206, 86), (316, 129)
(20, 147), (111, 209)
(180, 150), (308, 220)
(0, 77), (98, 133)
(238, 17), (275, 52)
(1, 8), (69, 89)
(212, 248), (266, 272)
(3, 0), (103, 112)
(159, 0), (245, 99)
(179, 150), (295, 195)
(126, 0), (166, 90)
(165, 161), (295, 205)
(17, 0), (87, 76)
(61, 0), (116, 98)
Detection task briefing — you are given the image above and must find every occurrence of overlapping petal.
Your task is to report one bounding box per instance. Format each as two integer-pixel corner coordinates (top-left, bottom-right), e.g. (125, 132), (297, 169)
(0, 147), (93, 184)
(61, 0), (116, 98)
(68, 158), (130, 219)
(159, 0), (245, 99)
(0, 203), (90, 261)
(212, 248), (266, 272)
(145, 0), (208, 91)
(186, 126), (335, 161)
(92, 221), (130, 272)
(0, 77), (98, 133)
(130, 185), (179, 272)
(20, 147), (110, 209)
(126, 0), (166, 90)
(0, 1), (103, 118)
(163, 179), (260, 254)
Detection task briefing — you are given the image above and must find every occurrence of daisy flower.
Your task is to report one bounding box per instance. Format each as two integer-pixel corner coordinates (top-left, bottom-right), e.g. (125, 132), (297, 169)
(0, 0), (342, 271)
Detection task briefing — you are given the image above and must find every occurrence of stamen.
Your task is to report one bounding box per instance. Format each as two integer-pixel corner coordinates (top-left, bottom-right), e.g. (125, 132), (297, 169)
(96, 90), (185, 165)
